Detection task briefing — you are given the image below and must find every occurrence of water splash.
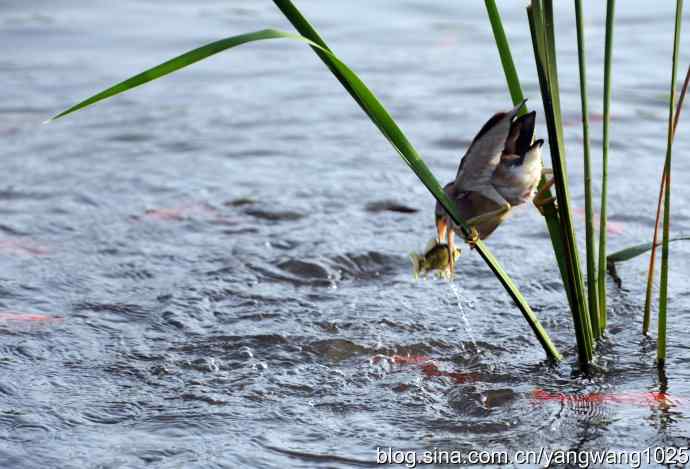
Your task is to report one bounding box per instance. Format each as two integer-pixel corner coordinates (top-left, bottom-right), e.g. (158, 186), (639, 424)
(449, 282), (477, 348)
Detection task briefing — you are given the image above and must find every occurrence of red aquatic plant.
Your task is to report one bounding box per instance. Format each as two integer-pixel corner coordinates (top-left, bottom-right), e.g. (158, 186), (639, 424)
(0, 312), (63, 322)
(0, 239), (50, 256)
(133, 202), (218, 222)
(372, 354), (480, 385)
(532, 388), (682, 406)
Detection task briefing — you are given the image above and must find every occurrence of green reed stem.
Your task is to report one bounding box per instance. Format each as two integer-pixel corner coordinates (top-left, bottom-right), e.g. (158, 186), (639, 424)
(542, 2), (564, 145)
(529, 1), (593, 366)
(573, 0), (600, 338)
(597, 0), (615, 333)
(658, 0), (684, 367)
(484, 0), (527, 113)
(484, 0), (572, 313)
(644, 65), (690, 335)
(543, 0), (593, 359)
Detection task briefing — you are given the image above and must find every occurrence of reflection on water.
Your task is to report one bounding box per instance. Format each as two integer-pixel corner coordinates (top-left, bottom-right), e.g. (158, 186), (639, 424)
(2, 0), (690, 467)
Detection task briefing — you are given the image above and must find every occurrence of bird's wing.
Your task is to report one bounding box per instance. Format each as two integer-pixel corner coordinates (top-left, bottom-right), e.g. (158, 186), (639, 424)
(459, 192), (506, 239)
(438, 188), (506, 238)
(455, 100), (525, 192)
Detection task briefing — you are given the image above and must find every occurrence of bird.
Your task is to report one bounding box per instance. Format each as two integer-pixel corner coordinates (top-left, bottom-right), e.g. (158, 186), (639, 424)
(435, 99), (554, 274)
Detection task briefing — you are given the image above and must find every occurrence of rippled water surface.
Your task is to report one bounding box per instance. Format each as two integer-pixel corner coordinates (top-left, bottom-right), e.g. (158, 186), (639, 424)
(3, 1), (690, 467)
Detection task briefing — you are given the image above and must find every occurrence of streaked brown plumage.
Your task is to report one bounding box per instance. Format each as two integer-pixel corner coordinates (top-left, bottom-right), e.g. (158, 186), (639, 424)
(492, 110), (544, 206)
(435, 100), (550, 274)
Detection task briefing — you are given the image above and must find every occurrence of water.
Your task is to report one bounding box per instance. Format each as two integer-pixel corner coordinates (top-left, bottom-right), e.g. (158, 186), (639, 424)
(448, 283), (476, 348)
(2, 1), (690, 467)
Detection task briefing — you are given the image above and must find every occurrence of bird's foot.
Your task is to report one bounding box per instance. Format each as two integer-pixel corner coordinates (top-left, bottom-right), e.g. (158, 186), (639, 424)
(534, 169), (557, 215)
(463, 226), (480, 250)
(534, 195), (557, 215)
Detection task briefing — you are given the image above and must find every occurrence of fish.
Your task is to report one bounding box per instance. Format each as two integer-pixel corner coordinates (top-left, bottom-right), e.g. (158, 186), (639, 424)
(410, 239), (461, 278)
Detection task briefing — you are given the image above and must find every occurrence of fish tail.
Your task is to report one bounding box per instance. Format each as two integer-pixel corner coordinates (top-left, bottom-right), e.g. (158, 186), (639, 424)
(409, 253), (423, 279)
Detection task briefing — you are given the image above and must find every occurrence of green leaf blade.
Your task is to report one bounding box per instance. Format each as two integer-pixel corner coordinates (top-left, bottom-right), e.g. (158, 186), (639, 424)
(607, 237), (690, 263)
(49, 29), (297, 121)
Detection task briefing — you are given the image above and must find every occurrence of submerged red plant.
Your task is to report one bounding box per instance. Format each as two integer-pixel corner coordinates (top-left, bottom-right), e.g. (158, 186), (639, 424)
(134, 202), (217, 221)
(390, 354), (431, 365)
(532, 388), (682, 406)
(0, 312), (63, 322)
(419, 362), (480, 384)
(572, 207), (624, 235)
(0, 239), (50, 256)
(372, 354), (480, 385)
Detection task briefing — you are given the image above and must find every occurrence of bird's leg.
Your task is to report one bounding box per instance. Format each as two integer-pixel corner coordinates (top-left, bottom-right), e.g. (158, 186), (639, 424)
(534, 168), (557, 215)
(436, 215), (456, 277)
(447, 229), (456, 277)
(436, 215), (448, 243)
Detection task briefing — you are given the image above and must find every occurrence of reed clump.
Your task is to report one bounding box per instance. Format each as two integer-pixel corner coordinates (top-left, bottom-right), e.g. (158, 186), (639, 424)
(485, 0), (685, 368)
(51, 0), (686, 368)
(486, 0), (594, 365)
